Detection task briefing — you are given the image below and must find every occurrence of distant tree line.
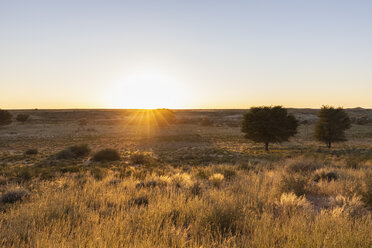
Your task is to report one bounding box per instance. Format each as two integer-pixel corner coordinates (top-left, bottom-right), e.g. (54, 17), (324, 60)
(241, 106), (351, 150)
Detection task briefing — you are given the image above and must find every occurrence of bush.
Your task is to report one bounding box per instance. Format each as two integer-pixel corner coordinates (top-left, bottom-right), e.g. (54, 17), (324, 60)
(195, 168), (212, 180)
(199, 201), (243, 237)
(129, 153), (149, 165)
(285, 158), (321, 173)
(0, 109), (12, 126)
(56, 144), (91, 160)
(93, 148), (120, 161)
(279, 175), (308, 196)
(0, 189), (30, 204)
(56, 149), (75, 160)
(25, 148), (38, 155)
(313, 169), (338, 182)
(330, 195), (366, 217)
(69, 144), (91, 157)
(209, 173), (224, 187)
(274, 193), (312, 216)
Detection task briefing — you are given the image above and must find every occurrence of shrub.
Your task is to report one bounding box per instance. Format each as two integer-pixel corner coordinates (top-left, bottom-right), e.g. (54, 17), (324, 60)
(0, 109), (12, 126)
(330, 195), (366, 217)
(279, 175), (308, 196)
(93, 148), (120, 161)
(274, 193), (312, 216)
(195, 168), (212, 180)
(0, 189), (30, 204)
(129, 153), (149, 165)
(16, 114), (29, 124)
(56, 144), (91, 160)
(69, 144), (91, 157)
(199, 201), (243, 237)
(56, 149), (75, 160)
(25, 148), (38, 155)
(285, 158), (321, 173)
(313, 169), (338, 182)
(172, 173), (193, 188)
(16, 168), (33, 181)
(209, 173), (224, 187)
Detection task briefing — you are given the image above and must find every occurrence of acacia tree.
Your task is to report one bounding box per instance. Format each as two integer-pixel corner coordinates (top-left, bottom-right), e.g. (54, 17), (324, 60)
(0, 109), (12, 126)
(241, 106), (298, 151)
(314, 106), (351, 148)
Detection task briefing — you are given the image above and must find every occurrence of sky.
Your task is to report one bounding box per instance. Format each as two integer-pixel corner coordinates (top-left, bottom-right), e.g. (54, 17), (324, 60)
(0, 0), (371, 109)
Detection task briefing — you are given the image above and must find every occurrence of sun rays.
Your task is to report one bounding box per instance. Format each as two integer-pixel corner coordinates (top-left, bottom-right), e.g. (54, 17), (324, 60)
(123, 109), (176, 135)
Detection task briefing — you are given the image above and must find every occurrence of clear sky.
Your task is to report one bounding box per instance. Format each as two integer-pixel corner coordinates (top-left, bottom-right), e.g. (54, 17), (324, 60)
(1, 0), (371, 109)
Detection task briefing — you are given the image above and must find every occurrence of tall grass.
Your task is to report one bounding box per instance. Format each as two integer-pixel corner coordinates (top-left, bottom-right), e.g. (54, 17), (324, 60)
(0, 157), (371, 247)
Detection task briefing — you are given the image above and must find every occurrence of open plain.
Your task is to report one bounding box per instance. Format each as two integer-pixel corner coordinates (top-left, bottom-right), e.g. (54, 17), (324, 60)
(0, 109), (371, 247)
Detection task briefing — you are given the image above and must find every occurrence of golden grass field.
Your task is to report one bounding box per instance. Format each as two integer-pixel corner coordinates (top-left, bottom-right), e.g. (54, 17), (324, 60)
(0, 109), (371, 247)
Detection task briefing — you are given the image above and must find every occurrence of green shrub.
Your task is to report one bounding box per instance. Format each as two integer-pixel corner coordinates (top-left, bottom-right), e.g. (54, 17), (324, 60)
(93, 149), (120, 162)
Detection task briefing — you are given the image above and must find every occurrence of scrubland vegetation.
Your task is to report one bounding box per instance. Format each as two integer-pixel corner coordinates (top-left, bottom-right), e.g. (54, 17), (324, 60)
(0, 108), (371, 247)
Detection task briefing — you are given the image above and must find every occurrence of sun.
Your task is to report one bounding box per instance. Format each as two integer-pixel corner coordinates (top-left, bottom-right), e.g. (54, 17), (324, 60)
(104, 72), (190, 109)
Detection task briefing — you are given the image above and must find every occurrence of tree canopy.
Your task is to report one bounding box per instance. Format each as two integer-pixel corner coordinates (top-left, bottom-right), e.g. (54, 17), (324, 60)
(314, 106), (351, 148)
(241, 106), (298, 151)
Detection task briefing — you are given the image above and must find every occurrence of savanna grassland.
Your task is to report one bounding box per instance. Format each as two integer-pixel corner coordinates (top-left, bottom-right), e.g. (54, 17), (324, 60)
(0, 109), (371, 247)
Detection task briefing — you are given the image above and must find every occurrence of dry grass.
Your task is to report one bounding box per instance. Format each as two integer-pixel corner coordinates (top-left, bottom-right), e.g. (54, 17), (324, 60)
(0, 109), (371, 247)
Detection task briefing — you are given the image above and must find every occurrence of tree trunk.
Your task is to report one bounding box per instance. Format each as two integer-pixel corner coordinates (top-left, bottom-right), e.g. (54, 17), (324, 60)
(265, 142), (269, 151)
